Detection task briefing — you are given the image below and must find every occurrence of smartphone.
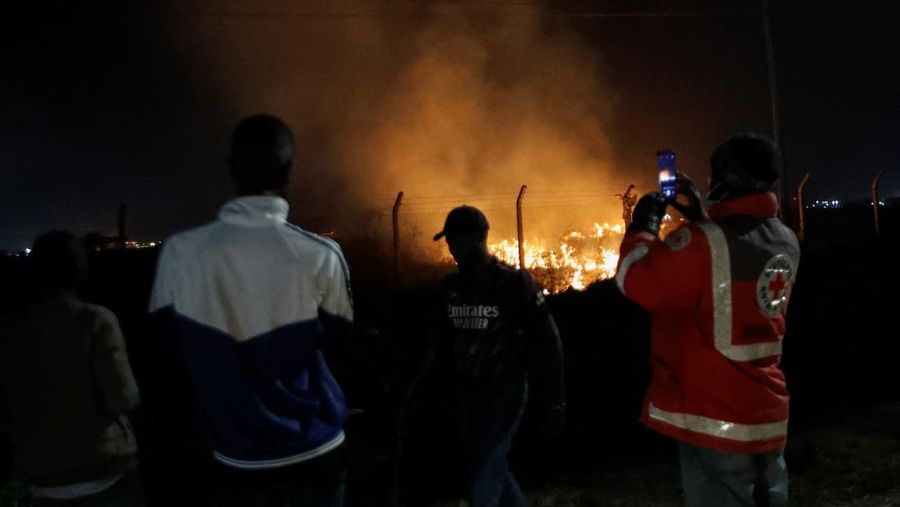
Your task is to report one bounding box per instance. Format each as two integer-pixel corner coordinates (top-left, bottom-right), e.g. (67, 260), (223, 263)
(657, 150), (677, 201)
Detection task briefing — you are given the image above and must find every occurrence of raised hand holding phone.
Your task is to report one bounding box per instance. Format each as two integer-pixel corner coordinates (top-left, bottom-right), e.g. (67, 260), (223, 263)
(628, 193), (667, 237)
(670, 172), (708, 222)
(657, 150), (677, 201)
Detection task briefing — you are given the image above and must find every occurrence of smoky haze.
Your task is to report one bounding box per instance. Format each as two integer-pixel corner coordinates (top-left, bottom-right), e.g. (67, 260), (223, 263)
(181, 0), (626, 249)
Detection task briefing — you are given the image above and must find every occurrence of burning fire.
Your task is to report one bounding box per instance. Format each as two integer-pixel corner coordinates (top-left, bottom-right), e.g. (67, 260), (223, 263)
(489, 222), (624, 294)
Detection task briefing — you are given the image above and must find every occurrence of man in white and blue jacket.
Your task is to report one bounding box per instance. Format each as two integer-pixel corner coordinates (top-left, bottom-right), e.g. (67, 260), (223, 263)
(149, 114), (353, 506)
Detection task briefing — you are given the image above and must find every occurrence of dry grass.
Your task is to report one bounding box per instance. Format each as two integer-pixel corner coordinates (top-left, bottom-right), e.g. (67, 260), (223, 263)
(2, 402), (898, 506)
(789, 402), (900, 506)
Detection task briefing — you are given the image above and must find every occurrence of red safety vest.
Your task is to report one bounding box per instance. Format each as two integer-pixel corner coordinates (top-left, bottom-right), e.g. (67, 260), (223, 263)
(617, 192), (799, 454)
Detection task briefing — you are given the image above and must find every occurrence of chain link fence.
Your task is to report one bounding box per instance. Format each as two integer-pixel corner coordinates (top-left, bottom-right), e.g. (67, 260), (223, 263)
(311, 187), (631, 292)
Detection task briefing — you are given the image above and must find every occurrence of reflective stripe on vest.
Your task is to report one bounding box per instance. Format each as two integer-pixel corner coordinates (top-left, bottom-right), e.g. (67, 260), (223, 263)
(615, 244), (649, 293)
(695, 222), (782, 362)
(648, 402), (788, 442)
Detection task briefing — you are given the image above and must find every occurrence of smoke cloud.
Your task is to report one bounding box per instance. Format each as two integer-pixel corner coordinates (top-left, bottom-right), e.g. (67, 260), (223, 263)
(176, 0), (625, 246)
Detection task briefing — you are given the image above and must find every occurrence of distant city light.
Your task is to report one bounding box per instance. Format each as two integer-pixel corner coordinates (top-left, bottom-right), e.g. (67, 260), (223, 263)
(121, 240), (162, 250)
(24, 248), (31, 255)
(807, 199), (843, 209)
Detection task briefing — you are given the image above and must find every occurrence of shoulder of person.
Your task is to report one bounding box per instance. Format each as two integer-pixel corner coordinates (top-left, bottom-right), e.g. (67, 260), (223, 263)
(283, 224), (345, 258)
(489, 259), (526, 282)
(509, 263), (539, 290)
(155, 223), (216, 262)
(498, 263), (546, 306)
(661, 225), (692, 251)
(662, 222), (711, 252)
(78, 302), (121, 331)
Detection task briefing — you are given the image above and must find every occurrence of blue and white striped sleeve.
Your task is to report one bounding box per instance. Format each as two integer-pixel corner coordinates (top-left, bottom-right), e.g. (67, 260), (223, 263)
(319, 246), (354, 326)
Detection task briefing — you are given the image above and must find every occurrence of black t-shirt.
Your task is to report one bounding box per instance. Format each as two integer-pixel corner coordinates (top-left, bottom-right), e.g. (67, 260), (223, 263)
(438, 259), (549, 382)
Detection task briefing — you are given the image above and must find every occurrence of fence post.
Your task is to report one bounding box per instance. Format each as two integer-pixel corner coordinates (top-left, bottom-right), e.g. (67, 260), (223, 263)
(796, 174), (810, 242)
(516, 185), (527, 270)
(392, 191), (404, 289)
(872, 171), (882, 238)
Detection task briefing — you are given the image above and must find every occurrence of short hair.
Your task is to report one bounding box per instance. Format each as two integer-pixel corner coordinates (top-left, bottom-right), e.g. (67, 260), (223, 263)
(29, 231), (88, 290)
(228, 114), (295, 193)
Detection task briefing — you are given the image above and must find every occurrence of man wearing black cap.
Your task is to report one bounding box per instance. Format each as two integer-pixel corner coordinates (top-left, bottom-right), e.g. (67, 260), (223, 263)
(415, 205), (565, 507)
(615, 134), (799, 507)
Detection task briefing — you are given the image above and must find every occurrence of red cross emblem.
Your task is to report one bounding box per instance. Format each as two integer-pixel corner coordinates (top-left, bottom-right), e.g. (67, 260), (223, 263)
(757, 255), (795, 316)
(768, 272), (787, 299)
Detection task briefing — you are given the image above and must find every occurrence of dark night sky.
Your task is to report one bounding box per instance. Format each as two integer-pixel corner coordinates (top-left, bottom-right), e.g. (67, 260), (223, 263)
(1, 0), (898, 251)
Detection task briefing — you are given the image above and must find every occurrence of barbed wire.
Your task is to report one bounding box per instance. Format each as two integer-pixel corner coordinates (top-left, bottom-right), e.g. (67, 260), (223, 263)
(181, 4), (890, 20)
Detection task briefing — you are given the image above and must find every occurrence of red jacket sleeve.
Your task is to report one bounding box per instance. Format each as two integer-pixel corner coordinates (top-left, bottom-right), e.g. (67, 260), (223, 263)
(615, 224), (706, 312)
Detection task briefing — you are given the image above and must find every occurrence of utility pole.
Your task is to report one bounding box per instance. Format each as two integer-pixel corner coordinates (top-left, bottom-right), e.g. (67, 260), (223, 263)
(762, 0), (790, 220)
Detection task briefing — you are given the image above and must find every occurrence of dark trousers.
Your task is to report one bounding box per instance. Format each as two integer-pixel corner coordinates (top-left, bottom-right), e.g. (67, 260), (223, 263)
(460, 379), (528, 507)
(678, 441), (788, 507)
(34, 471), (145, 507)
(207, 446), (347, 507)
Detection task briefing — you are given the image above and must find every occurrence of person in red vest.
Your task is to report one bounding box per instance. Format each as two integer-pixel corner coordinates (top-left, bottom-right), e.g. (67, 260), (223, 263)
(616, 134), (798, 507)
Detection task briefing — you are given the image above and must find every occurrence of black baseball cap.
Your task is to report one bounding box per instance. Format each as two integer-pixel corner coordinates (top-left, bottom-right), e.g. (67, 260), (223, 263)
(708, 133), (782, 201)
(433, 205), (490, 241)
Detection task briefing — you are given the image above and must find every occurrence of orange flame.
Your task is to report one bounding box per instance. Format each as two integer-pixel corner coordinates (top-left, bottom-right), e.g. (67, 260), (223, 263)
(488, 222), (624, 293)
